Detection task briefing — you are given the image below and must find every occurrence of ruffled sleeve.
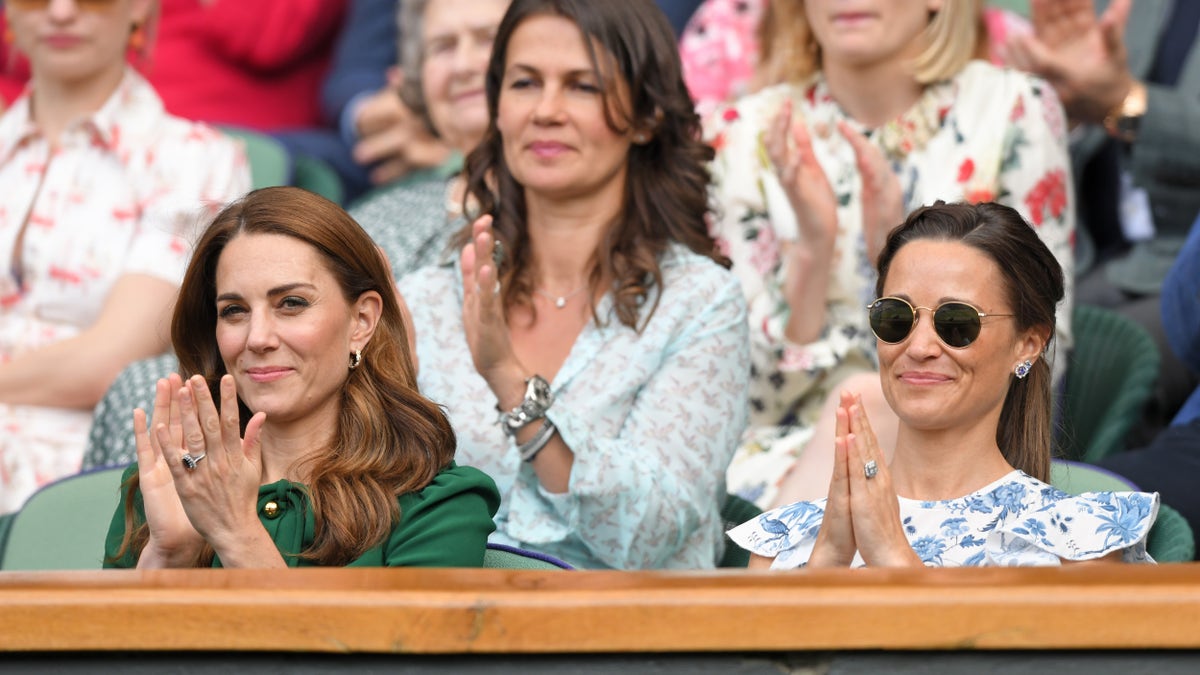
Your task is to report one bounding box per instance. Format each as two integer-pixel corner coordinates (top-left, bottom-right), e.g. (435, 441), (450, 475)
(987, 491), (1159, 565)
(726, 498), (828, 570)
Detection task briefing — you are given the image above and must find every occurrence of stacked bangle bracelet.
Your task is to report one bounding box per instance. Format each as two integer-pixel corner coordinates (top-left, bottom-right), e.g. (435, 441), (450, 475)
(518, 419), (557, 462)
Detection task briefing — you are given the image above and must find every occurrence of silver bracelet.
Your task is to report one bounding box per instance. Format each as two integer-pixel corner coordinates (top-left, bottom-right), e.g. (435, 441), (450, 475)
(518, 419), (557, 462)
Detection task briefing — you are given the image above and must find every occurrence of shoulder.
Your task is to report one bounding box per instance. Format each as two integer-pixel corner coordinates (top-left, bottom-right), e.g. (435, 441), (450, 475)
(657, 246), (746, 317)
(351, 177), (455, 271)
(706, 80), (804, 147)
(398, 461), (502, 516)
(397, 262), (459, 303)
(351, 175), (448, 222)
(986, 472), (1160, 564)
(952, 61), (1063, 119)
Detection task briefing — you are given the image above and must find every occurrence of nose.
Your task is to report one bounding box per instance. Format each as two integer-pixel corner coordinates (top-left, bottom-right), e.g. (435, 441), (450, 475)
(246, 312), (279, 353)
(532, 85), (566, 125)
(46, 0), (80, 19)
(903, 308), (943, 360)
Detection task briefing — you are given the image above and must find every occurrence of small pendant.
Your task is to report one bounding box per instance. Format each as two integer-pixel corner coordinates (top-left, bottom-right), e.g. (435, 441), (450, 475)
(554, 296), (566, 308)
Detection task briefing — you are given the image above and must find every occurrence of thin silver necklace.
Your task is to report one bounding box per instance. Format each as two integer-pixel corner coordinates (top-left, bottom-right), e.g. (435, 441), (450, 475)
(534, 285), (587, 309)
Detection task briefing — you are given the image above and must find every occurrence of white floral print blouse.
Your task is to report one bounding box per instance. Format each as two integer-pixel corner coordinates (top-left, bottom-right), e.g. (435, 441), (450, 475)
(399, 246), (750, 569)
(729, 470), (1158, 568)
(707, 61), (1076, 507)
(0, 69), (249, 514)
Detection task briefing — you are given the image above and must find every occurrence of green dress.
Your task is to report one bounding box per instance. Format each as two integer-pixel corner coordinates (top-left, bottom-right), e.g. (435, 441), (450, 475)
(103, 462), (500, 568)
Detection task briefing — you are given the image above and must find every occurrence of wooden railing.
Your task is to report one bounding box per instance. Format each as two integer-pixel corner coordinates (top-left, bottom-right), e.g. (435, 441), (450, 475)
(3, 565), (1200, 654)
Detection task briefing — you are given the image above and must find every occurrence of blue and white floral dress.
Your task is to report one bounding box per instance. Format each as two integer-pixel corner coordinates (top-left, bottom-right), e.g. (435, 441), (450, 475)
(728, 471), (1158, 568)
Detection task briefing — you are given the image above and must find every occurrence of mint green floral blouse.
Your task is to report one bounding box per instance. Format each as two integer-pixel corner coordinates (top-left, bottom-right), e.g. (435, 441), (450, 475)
(399, 247), (750, 569)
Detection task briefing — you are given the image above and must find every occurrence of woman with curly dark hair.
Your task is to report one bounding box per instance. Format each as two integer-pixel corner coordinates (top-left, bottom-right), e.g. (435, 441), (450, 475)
(105, 187), (500, 568)
(399, 0), (750, 569)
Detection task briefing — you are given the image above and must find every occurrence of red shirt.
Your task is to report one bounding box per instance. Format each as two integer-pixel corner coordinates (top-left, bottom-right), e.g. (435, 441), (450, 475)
(138, 0), (348, 131)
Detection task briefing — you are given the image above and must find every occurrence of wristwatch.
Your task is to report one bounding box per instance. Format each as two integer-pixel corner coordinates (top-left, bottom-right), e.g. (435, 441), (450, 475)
(497, 375), (554, 436)
(1103, 80), (1147, 143)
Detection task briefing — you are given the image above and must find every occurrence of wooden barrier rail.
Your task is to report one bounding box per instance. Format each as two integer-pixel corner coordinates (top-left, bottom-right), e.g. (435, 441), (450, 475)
(2, 564), (1200, 654)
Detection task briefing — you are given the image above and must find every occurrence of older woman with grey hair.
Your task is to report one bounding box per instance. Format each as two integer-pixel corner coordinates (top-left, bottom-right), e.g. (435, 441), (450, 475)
(350, 0), (510, 276)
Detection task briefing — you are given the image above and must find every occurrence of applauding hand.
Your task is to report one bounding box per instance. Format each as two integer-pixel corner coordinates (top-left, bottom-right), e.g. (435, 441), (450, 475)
(460, 214), (527, 406)
(134, 374), (268, 567)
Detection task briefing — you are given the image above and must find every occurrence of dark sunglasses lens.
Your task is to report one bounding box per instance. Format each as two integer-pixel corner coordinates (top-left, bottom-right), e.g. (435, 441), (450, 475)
(869, 299), (914, 343)
(933, 303), (982, 348)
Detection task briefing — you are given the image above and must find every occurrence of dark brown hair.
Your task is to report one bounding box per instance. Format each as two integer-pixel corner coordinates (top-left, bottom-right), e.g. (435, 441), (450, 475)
(874, 201), (1064, 482)
(116, 187), (456, 566)
(461, 0), (727, 330)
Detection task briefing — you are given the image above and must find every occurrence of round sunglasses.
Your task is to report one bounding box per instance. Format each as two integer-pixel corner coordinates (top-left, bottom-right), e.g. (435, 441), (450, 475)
(866, 297), (1013, 349)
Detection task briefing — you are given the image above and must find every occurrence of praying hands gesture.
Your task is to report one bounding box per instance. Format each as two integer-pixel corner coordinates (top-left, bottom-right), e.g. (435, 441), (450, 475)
(807, 391), (922, 568)
(765, 101), (903, 344)
(133, 373), (273, 568)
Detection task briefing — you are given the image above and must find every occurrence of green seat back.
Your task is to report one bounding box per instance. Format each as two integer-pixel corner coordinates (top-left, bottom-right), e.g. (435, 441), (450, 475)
(719, 494), (763, 568)
(481, 544), (572, 570)
(293, 154), (345, 205)
(0, 466), (127, 570)
(1060, 304), (1161, 463)
(218, 126), (291, 189)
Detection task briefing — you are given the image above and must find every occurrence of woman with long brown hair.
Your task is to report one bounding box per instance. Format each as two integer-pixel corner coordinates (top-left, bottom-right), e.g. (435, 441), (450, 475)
(105, 187), (499, 568)
(399, 0), (750, 569)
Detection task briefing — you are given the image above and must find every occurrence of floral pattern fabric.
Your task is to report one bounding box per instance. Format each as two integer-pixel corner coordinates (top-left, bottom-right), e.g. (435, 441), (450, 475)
(0, 69), (249, 514)
(398, 246), (751, 569)
(728, 470), (1158, 568)
(707, 61), (1076, 507)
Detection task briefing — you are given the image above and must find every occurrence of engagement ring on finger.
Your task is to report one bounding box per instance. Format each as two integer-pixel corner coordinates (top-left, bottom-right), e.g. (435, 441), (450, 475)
(864, 459), (878, 479)
(181, 453), (207, 471)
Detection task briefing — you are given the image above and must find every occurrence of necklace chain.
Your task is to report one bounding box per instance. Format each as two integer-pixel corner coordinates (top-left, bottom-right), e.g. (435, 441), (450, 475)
(534, 285), (588, 309)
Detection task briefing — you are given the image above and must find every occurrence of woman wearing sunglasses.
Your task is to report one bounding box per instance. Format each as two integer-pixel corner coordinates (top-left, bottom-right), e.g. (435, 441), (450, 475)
(707, 0), (1075, 512)
(730, 202), (1157, 568)
(0, 0), (248, 514)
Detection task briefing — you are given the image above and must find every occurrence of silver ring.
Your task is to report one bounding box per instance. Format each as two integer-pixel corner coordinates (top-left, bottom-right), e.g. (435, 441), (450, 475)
(181, 453), (207, 471)
(864, 459), (878, 479)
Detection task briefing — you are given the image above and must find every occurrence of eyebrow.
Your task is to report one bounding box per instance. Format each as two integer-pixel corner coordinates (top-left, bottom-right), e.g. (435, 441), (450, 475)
(506, 63), (597, 79)
(215, 282), (317, 303)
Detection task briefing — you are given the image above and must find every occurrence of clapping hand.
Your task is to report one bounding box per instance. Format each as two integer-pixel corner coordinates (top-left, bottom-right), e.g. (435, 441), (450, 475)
(765, 100), (838, 344)
(808, 391), (922, 568)
(134, 374), (267, 567)
(353, 67), (452, 185)
(460, 215), (523, 394)
(837, 121), (904, 267)
(1006, 0), (1134, 125)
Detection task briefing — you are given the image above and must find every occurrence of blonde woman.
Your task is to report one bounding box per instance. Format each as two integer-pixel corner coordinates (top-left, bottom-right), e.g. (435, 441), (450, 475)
(0, 0), (248, 513)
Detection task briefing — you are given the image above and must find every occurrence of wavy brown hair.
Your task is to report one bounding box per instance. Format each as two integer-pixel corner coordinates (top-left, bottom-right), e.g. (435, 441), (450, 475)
(114, 187), (457, 566)
(460, 0), (727, 331)
(874, 202), (1064, 482)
